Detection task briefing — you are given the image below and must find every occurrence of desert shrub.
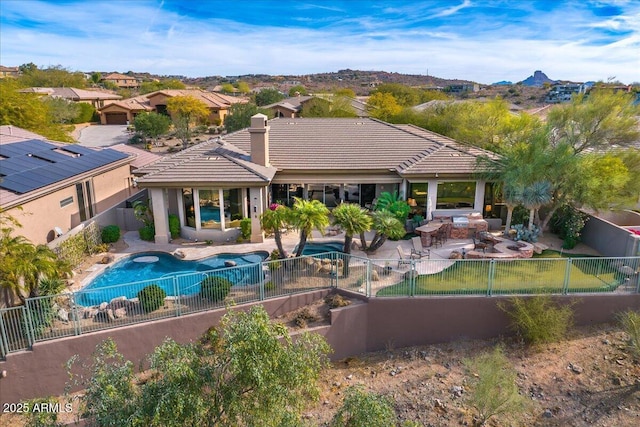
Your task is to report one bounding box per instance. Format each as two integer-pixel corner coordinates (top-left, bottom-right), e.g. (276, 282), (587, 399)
(294, 307), (318, 328)
(509, 224), (540, 243)
(73, 102), (97, 123)
(38, 277), (66, 296)
(464, 346), (528, 425)
(325, 294), (351, 309)
(550, 204), (589, 249)
(618, 310), (640, 359)
(101, 225), (120, 243)
(499, 294), (574, 346)
(137, 284), (166, 313)
(240, 218), (251, 240)
(168, 214), (180, 239)
(331, 385), (397, 427)
(264, 281), (276, 292)
(200, 276), (232, 302)
(138, 224), (155, 241)
(22, 397), (64, 427)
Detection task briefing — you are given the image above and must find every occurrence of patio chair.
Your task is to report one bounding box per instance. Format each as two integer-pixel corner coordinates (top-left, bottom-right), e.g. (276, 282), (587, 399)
(397, 245), (419, 268)
(411, 236), (430, 259)
(472, 236), (488, 253)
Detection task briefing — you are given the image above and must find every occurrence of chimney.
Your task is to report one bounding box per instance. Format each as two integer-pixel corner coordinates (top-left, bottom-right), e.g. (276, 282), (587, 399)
(248, 113), (270, 167)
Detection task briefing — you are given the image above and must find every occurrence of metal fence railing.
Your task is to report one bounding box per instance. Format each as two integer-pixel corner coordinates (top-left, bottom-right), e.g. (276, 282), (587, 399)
(2, 253), (639, 358)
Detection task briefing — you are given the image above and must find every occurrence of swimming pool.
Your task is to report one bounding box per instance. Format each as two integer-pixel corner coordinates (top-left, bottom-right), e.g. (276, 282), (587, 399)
(76, 251), (268, 306)
(300, 241), (345, 256)
(200, 205), (221, 222)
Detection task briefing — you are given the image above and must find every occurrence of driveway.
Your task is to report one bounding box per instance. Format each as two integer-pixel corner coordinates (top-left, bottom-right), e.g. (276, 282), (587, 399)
(76, 124), (130, 147)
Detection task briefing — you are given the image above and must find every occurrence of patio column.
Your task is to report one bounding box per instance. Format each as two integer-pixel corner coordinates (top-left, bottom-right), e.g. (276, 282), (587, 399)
(150, 188), (169, 244)
(474, 180), (486, 213)
(249, 187), (264, 243)
(427, 179), (438, 218)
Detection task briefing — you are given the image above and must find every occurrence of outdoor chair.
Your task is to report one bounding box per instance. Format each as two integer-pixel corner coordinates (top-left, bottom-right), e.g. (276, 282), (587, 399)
(472, 236), (488, 253)
(397, 245), (419, 268)
(411, 236), (430, 259)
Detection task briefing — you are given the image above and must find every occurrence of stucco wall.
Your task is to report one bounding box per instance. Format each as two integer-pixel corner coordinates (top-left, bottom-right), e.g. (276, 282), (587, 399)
(582, 213), (640, 257)
(2, 291), (639, 407)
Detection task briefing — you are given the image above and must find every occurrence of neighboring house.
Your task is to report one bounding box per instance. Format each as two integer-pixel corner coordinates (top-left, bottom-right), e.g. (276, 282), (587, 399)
(98, 89), (246, 125)
(265, 95), (369, 118)
(101, 72), (140, 89)
(0, 126), (151, 244)
(20, 87), (122, 109)
(544, 83), (589, 103)
(135, 115), (499, 244)
(446, 84), (480, 93)
(0, 65), (20, 78)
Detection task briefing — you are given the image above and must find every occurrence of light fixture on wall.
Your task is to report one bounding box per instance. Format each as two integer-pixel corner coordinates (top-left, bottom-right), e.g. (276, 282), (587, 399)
(407, 198), (417, 207)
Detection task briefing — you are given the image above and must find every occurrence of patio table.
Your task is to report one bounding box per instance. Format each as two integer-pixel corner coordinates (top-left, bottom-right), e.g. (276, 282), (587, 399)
(415, 223), (443, 247)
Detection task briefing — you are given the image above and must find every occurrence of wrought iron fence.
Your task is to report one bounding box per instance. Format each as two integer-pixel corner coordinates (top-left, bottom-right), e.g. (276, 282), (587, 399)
(1, 253), (639, 358)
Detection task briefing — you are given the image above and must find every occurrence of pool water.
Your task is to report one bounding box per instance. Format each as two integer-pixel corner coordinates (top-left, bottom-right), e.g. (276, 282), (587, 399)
(200, 205), (222, 222)
(300, 241), (345, 256)
(76, 251), (268, 306)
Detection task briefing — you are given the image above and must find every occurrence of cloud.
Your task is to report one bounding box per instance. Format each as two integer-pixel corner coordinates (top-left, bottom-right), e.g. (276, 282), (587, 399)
(431, 0), (472, 18)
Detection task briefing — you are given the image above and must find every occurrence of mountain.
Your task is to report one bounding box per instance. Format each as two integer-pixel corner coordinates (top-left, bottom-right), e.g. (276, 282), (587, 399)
(492, 80), (512, 85)
(520, 70), (556, 87)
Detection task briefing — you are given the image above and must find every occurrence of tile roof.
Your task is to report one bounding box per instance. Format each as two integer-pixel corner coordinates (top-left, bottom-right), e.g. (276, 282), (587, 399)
(21, 87), (122, 101)
(108, 144), (162, 169)
(149, 89), (248, 109)
(0, 125), (46, 143)
(135, 118), (496, 187)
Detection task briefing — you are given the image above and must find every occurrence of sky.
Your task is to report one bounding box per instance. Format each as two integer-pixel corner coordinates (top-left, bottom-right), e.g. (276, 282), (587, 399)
(1, 0), (639, 84)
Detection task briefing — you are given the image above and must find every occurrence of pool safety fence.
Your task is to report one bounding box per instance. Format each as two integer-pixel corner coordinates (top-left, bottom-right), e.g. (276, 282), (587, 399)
(1, 253), (639, 357)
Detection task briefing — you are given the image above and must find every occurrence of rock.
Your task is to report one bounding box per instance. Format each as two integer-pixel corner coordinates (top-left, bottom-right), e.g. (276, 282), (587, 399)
(106, 308), (115, 322)
(224, 260), (237, 267)
(434, 399), (446, 411)
(174, 250), (186, 259)
(451, 385), (464, 398)
(533, 242), (548, 254)
(99, 302), (108, 310)
(346, 374), (353, 380)
(322, 258), (331, 265)
(114, 308), (127, 319)
(57, 308), (69, 322)
(84, 308), (99, 319)
(371, 269), (380, 281)
(542, 409), (553, 418)
(110, 296), (126, 304)
(99, 255), (114, 264)
(568, 363), (583, 374)
(449, 251), (463, 260)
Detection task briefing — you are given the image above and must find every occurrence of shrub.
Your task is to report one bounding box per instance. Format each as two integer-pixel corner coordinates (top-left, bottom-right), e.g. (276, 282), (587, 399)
(240, 218), (251, 240)
(464, 346), (528, 425)
(73, 102), (97, 123)
(200, 276), (232, 302)
(137, 284), (166, 313)
(509, 224), (540, 243)
(293, 307), (318, 328)
(139, 224), (155, 241)
(331, 386), (397, 427)
(618, 310), (640, 360)
(550, 204), (589, 249)
(101, 225), (120, 243)
(499, 294), (574, 346)
(325, 294), (351, 309)
(168, 214), (180, 239)
(264, 281), (276, 292)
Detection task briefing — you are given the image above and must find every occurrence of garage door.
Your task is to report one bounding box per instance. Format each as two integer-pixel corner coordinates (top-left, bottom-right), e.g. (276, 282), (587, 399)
(105, 113), (128, 125)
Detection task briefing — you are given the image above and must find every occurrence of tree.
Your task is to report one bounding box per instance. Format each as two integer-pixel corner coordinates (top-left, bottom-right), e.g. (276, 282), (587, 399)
(90, 72), (102, 85)
(300, 97), (332, 117)
(331, 203), (373, 254)
(334, 88), (356, 98)
(42, 97), (80, 124)
(139, 79), (186, 94)
(366, 92), (402, 121)
(235, 81), (250, 94)
(372, 83), (421, 107)
(18, 64), (88, 88)
(331, 386), (397, 427)
(221, 83), (235, 94)
(254, 88), (284, 106)
(290, 198), (330, 257)
(133, 112), (172, 145)
(365, 210), (406, 253)
(288, 85), (308, 96)
(547, 90), (639, 154)
(224, 103), (271, 133)
(166, 95), (210, 149)
(260, 204), (291, 259)
(522, 181), (552, 231)
(70, 306), (331, 426)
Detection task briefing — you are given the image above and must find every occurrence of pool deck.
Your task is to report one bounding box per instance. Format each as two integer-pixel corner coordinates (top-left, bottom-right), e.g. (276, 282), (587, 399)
(76, 227), (602, 289)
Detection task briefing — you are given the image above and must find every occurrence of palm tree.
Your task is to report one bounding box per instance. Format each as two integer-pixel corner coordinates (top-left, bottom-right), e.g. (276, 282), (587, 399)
(522, 181), (552, 232)
(366, 210), (406, 253)
(260, 204), (291, 259)
(331, 203), (373, 255)
(502, 183), (523, 237)
(290, 198), (330, 257)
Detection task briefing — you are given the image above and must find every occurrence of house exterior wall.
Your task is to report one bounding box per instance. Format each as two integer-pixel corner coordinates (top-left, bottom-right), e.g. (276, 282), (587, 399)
(4, 164), (134, 244)
(582, 213), (640, 257)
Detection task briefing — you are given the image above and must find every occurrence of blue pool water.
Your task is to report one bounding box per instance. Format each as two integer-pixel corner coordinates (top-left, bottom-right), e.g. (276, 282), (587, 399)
(76, 251), (268, 306)
(300, 241), (345, 256)
(200, 206), (221, 222)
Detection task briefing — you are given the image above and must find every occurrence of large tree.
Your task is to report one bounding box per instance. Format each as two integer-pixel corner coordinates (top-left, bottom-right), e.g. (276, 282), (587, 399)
(224, 103), (271, 133)
(18, 64), (88, 88)
(166, 95), (210, 149)
(290, 198), (330, 257)
(366, 92), (402, 121)
(254, 88), (284, 106)
(133, 112), (172, 146)
(260, 204), (291, 259)
(70, 306), (330, 427)
(331, 203), (373, 254)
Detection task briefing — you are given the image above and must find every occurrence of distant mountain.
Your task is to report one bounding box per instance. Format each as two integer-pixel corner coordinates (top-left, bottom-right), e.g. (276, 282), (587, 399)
(492, 80), (512, 85)
(520, 70), (556, 87)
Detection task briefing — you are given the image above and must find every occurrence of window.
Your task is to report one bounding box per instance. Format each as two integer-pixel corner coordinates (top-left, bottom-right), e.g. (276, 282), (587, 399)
(60, 196), (73, 208)
(436, 181), (476, 210)
(408, 183), (428, 215)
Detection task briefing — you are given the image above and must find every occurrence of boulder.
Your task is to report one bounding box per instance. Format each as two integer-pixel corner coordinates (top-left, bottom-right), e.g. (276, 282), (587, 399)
(83, 308), (99, 319)
(99, 302), (108, 310)
(107, 309), (115, 322)
(113, 308), (127, 319)
(224, 260), (237, 267)
(174, 250), (186, 259)
(533, 242), (548, 254)
(99, 255), (114, 264)
(371, 269), (380, 281)
(449, 251), (463, 260)
(110, 296), (126, 304)
(57, 308), (69, 322)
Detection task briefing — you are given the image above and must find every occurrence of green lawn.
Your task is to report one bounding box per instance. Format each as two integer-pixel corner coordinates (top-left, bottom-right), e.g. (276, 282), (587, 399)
(377, 251), (622, 296)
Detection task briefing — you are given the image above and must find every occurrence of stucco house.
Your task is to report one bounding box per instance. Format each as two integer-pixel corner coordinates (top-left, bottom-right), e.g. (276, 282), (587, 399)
(101, 72), (140, 89)
(20, 87), (122, 109)
(98, 89), (246, 125)
(0, 126), (156, 244)
(265, 95), (369, 118)
(135, 115), (499, 244)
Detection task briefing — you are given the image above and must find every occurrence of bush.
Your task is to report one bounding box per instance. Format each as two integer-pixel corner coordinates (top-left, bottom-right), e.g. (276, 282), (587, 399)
(139, 224), (155, 241)
(73, 102), (97, 123)
(550, 204), (589, 249)
(618, 310), (640, 360)
(168, 214), (180, 239)
(464, 346), (528, 425)
(101, 225), (120, 243)
(137, 284), (166, 313)
(509, 224), (540, 243)
(240, 218), (251, 240)
(331, 386), (397, 427)
(200, 276), (232, 302)
(499, 294), (574, 346)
